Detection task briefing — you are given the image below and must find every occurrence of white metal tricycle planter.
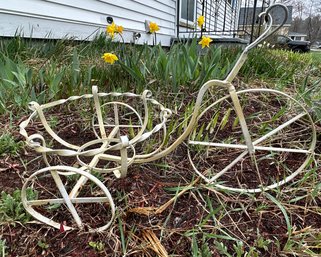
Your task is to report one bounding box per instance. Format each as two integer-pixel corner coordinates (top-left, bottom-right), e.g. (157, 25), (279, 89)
(20, 4), (316, 232)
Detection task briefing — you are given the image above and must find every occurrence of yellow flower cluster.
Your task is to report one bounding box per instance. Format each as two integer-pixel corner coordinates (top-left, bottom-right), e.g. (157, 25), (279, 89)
(103, 21), (123, 64)
(106, 22), (124, 38)
(197, 16), (204, 28)
(149, 22), (160, 34)
(101, 53), (118, 64)
(199, 36), (213, 49)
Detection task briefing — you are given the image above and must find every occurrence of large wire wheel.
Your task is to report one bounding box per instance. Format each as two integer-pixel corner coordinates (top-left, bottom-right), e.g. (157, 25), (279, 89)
(188, 88), (316, 193)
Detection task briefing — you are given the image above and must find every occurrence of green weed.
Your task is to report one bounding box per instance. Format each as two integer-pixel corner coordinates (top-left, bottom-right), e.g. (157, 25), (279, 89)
(0, 54), (34, 113)
(88, 241), (105, 252)
(0, 133), (23, 156)
(0, 188), (37, 223)
(0, 237), (7, 257)
(191, 233), (212, 257)
(37, 240), (49, 250)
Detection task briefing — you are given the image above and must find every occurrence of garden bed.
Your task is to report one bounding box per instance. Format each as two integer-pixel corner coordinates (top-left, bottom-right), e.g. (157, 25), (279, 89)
(1, 96), (321, 256)
(1, 37), (321, 256)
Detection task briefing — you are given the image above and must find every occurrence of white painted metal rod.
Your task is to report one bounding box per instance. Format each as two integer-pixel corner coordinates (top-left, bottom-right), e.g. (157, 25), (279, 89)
(208, 151), (249, 182)
(229, 87), (255, 154)
(253, 112), (306, 145)
(51, 171), (83, 228)
(253, 146), (309, 153)
(189, 141), (310, 153)
(96, 153), (122, 162)
(27, 197), (111, 206)
(189, 140), (247, 149)
(93, 124), (142, 128)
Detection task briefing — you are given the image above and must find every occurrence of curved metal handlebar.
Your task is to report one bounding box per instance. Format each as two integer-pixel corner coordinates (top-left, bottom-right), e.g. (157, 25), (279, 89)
(224, 3), (289, 83)
(246, 3), (289, 52)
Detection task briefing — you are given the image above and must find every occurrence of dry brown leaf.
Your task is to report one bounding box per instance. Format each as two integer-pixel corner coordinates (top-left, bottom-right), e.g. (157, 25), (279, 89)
(142, 230), (168, 257)
(127, 207), (157, 216)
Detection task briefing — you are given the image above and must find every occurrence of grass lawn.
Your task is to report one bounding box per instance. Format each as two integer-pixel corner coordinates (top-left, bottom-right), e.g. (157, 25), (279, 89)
(311, 50), (321, 62)
(0, 36), (321, 257)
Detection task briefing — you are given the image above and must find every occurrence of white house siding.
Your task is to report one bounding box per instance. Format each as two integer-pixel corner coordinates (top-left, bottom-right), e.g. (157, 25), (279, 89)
(179, 0), (241, 38)
(0, 0), (176, 46)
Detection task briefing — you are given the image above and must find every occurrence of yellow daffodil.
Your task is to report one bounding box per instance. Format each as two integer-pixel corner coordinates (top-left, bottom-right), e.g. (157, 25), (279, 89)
(106, 22), (116, 38)
(101, 53), (118, 64)
(116, 25), (124, 34)
(149, 22), (160, 33)
(197, 16), (205, 28)
(198, 36), (213, 48)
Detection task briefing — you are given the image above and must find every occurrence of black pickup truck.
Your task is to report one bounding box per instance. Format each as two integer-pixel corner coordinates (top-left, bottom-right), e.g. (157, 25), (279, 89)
(276, 35), (310, 53)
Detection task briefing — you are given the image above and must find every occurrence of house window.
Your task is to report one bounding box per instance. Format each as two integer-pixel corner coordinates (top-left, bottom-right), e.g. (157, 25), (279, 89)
(227, 0), (237, 8)
(180, 0), (196, 27)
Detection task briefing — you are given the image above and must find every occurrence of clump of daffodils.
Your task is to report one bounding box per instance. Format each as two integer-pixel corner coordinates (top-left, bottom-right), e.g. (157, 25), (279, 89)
(101, 53), (118, 64)
(197, 16), (213, 48)
(149, 22), (160, 34)
(199, 36), (213, 48)
(103, 22), (123, 64)
(106, 22), (124, 39)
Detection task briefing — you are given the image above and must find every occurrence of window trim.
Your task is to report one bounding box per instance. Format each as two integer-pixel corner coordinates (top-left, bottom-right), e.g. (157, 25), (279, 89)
(179, 0), (197, 28)
(227, 0), (237, 9)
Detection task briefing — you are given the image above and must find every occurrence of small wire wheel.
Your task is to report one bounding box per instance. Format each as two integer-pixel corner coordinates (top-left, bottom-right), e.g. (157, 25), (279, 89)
(21, 166), (115, 232)
(188, 88), (316, 193)
(92, 101), (144, 140)
(91, 90), (171, 161)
